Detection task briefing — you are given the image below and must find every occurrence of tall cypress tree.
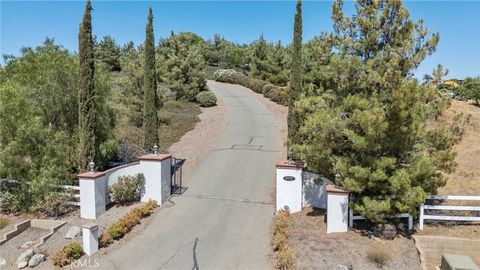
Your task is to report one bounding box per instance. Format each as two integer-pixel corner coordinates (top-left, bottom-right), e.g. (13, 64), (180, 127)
(287, 0), (303, 159)
(143, 7), (159, 149)
(78, 0), (96, 170)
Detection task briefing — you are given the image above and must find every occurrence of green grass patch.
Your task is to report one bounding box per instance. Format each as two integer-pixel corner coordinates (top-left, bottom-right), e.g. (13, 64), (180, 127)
(0, 217), (8, 230)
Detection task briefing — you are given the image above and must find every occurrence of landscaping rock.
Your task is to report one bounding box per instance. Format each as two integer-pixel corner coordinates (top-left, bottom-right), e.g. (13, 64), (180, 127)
(17, 261), (28, 269)
(28, 254), (45, 267)
(16, 249), (34, 266)
(373, 223), (397, 240)
(66, 226), (81, 239)
(20, 241), (34, 249)
(0, 257), (6, 267)
(337, 264), (349, 270)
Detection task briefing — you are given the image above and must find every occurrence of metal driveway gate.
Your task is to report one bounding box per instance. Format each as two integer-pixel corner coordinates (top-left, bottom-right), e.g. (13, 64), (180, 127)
(171, 157), (185, 195)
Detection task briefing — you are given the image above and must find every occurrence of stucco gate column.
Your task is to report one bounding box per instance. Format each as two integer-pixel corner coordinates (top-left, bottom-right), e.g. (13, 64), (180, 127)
(326, 185), (351, 234)
(275, 160), (305, 214)
(78, 172), (107, 220)
(138, 154), (172, 205)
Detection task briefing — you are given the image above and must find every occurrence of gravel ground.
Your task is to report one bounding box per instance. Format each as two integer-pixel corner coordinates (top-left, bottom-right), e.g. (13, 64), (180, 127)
(287, 208), (422, 270)
(0, 227), (49, 269)
(0, 203), (139, 269)
(0, 214), (34, 235)
(168, 81), (229, 180)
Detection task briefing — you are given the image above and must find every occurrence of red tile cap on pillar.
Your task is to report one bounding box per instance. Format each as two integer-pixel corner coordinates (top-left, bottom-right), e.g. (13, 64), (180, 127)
(326, 184), (351, 194)
(276, 160), (305, 169)
(138, 153), (172, 161)
(77, 171), (105, 179)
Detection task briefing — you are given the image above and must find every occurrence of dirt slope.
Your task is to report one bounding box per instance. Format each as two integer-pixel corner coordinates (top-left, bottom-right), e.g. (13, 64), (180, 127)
(437, 100), (480, 195)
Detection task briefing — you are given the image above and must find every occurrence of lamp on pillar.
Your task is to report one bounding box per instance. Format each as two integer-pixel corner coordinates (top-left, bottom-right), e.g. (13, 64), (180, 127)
(89, 159), (95, 172)
(153, 144), (158, 155)
(335, 172), (341, 184)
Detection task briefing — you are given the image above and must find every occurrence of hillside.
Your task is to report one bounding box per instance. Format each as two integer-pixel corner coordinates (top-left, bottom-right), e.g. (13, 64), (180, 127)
(438, 100), (480, 195)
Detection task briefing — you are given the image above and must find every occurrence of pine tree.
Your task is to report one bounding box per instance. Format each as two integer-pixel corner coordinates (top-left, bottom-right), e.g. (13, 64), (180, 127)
(143, 7), (159, 150)
(287, 0), (303, 159)
(78, 0), (96, 171)
(266, 41), (290, 86)
(159, 32), (207, 101)
(95, 35), (121, 71)
(249, 34), (269, 80)
(292, 0), (457, 222)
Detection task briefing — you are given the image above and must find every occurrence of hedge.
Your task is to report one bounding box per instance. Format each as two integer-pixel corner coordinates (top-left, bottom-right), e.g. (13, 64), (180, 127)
(214, 69), (288, 106)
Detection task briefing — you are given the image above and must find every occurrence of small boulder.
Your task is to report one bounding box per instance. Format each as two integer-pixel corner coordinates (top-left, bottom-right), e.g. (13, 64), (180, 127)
(66, 226), (81, 239)
(28, 254), (45, 267)
(373, 223), (397, 240)
(20, 241), (34, 249)
(0, 257), (6, 266)
(16, 249), (34, 265)
(17, 261), (28, 269)
(337, 264), (349, 270)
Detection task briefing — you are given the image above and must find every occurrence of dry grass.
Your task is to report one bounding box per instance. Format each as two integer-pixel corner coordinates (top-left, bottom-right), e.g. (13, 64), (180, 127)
(419, 100), (480, 235)
(158, 101), (201, 152)
(367, 243), (392, 268)
(272, 210), (295, 270)
(436, 100), (480, 195)
(110, 84), (201, 155)
(287, 208), (421, 270)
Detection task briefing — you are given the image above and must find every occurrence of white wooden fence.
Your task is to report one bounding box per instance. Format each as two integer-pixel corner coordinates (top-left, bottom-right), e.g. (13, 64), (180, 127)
(419, 195), (480, 230)
(55, 184), (80, 206)
(348, 209), (413, 231)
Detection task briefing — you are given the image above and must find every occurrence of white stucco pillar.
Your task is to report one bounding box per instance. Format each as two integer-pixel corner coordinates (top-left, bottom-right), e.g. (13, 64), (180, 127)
(326, 185), (351, 234)
(78, 172), (107, 220)
(138, 154), (172, 205)
(276, 161), (305, 214)
(82, 223), (99, 256)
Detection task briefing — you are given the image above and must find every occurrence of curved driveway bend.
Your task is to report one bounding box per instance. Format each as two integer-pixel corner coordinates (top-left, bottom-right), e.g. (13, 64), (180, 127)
(97, 81), (281, 270)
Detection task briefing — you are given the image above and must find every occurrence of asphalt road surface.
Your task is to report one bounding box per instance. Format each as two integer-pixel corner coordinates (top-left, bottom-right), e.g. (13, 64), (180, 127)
(97, 81), (281, 270)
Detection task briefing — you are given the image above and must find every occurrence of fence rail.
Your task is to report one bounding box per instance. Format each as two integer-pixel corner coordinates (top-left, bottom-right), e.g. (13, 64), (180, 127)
(54, 184), (80, 207)
(419, 195), (480, 230)
(348, 210), (413, 231)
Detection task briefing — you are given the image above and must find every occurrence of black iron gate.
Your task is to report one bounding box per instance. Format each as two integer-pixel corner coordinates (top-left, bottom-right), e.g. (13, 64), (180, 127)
(171, 157), (185, 195)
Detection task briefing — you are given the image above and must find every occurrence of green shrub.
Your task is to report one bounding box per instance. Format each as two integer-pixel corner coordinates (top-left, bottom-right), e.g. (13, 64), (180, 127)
(104, 200), (157, 243)
(110, 174), (144, 205)
(108, 222), (127, 240)
(196, 91), (217, 107)
(52, 242), (83, 267)
(264, 86), (288, 105)
(37, 192), (74, 218)
(63, 242), (83, 260)
(458, 76), (480, 105)
(0, 192), (22, 214)
(262, 83), (276, 95)
(214, 69), (286, 105)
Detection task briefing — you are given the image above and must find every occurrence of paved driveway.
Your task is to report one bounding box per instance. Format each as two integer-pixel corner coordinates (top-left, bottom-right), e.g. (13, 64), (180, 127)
(96, 81), (281, 270)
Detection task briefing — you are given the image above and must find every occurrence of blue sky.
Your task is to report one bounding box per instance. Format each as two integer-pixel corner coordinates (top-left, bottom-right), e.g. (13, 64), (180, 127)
(1, 1), (479, 79)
